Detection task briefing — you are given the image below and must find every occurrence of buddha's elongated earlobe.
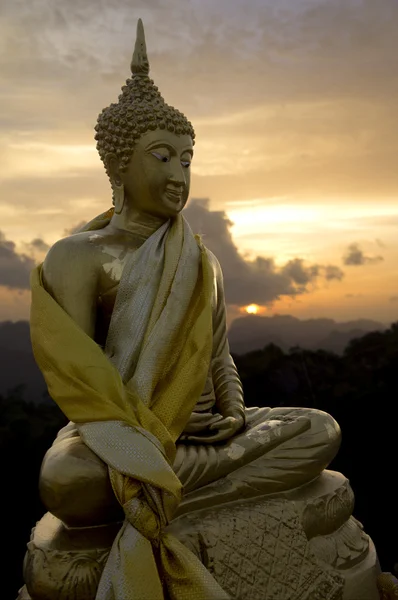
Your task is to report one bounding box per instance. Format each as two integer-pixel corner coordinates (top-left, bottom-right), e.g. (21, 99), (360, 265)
(113, 183), (125, 214)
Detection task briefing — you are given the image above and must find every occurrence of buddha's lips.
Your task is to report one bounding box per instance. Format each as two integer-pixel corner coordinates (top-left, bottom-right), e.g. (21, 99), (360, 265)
(165, 189), (183, 200)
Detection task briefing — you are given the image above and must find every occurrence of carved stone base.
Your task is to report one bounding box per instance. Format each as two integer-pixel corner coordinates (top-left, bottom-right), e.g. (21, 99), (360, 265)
(20, 471), (380, 600)
(169, 502), (379, 599)
(21, 517), (121, 600)
(377, 572), (398, 599)
(16, 586), (31, 600)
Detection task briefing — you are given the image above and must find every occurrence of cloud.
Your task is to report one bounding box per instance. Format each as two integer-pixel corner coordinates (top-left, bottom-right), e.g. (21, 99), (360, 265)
(20, 237), (50, 261)
(0, 231), (36, 290)
(1, 0), (398, 212)
(17, 197), (345, 307)
(0, 0), (396, 320)
(343, 243), (384, 266)
(2, 0), (398, 132)
(29, 238), (50, 252)
(324, 265), (344, 281)
(280, 259), (320, 285)
(64, 221), (89, 236)
(389, 296), (398, 303)
(184, 198), (344, 305)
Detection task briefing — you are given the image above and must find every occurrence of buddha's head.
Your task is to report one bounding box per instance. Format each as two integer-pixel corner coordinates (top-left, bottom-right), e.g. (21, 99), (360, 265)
(94, 19), (195, 219)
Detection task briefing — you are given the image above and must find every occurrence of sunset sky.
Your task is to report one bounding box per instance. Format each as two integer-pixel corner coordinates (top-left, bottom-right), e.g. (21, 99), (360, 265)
(1, 0), (397, 326)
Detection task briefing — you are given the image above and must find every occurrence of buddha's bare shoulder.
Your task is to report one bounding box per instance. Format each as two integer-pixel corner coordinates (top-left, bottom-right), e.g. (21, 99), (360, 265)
(43, 231), (99, 273)
(42, 232), (103, 337)
(43, 226), (127, 271)
(204, 247), (223, 278)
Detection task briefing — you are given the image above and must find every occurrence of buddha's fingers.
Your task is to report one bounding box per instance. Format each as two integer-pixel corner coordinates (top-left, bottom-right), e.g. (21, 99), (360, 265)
(181, 412), (223, 435)
(182, 426), (237, 444)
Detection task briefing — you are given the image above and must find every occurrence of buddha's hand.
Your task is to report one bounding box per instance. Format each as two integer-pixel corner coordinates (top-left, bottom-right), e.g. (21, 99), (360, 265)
(180, 410), (245, 444)
(181, 411), (224, 436)
(206, 410), (245, 443)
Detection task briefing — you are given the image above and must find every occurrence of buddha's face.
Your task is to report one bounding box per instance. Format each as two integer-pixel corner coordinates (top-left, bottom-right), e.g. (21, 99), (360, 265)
(111, 129), (193, 219)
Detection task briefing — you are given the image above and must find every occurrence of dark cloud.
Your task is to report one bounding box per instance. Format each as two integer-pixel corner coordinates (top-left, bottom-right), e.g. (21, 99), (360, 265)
(64, 221), (88, 236)
(280, 259), (320, 286)
(19, 237), (50, 265)
(324, 265), (344, 281)
(26, 238), (50, 253)
(184, 199), (344, 306)
(389, 295), (398, 303)
(343, 243), (384, 266)
(52, 197), (346, 307)
(2, 0), (398, 118)
(0, 231), (36, 290)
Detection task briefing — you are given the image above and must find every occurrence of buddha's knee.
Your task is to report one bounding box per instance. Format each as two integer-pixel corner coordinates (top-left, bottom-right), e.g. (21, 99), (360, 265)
(39, 434), (123, 527)
(299, 407), (341, 447)
(275, 406), (341, 464)
(274, 406), (340, 439)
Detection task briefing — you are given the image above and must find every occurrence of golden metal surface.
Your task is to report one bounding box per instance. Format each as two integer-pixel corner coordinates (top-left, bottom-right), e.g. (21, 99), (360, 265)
(377, 573), (398, 599)
(20, 17), (381, 600)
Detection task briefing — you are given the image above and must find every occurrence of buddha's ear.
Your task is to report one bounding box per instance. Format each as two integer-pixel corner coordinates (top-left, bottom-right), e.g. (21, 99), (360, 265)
(106, 153), (122, 185)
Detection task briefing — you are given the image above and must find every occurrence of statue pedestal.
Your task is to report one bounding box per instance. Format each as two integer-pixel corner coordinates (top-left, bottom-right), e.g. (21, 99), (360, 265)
(169, 470), (380, 600)
(19, 471), (380, 600)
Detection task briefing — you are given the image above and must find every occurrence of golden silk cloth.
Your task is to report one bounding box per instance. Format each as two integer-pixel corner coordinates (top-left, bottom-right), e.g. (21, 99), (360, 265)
(30, 209), (229, 600)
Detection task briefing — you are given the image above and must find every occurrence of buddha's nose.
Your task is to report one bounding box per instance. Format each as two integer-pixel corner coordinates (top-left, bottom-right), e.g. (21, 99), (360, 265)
(168, 161), (186, 187)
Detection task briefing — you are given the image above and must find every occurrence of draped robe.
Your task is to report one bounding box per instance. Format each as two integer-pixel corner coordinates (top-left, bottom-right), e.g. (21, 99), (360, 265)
(31, 207), (342, 598)
(30, 210), (230, 599)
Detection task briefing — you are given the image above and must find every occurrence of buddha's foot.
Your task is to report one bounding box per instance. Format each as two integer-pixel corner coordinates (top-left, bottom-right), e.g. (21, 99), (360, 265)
(21, 470), (380, 600)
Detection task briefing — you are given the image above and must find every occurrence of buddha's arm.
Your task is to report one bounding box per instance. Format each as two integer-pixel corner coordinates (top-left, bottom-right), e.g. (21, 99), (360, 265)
(41, 237), (98, 339)
(210, 252), (246, 425)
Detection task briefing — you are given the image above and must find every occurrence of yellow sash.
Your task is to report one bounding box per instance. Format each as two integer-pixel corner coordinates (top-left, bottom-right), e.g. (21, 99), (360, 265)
(30, 209), (229, 599)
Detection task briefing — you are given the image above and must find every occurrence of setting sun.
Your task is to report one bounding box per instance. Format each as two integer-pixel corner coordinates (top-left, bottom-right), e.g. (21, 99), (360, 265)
(245, 304), (260, 314)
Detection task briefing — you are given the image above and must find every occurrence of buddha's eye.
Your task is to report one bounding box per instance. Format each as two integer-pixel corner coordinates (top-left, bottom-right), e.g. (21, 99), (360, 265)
(181, 160), (191, 169)
(151, 152), (170, 163)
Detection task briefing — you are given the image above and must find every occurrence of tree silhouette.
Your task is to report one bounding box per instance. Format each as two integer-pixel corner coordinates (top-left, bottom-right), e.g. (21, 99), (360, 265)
(3, 321), (398, 597)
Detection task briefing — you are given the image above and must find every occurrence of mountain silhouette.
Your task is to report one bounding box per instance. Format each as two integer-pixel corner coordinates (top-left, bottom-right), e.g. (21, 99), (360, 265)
(228, 314), (387, 355)
(2, 319), (398, 598)
(0, 320), (48, 403)
(0, 316), (388, 402)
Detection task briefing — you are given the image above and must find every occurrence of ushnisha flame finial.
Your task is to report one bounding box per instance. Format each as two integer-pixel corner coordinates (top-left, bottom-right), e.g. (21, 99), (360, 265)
(130, 18), (149, 76)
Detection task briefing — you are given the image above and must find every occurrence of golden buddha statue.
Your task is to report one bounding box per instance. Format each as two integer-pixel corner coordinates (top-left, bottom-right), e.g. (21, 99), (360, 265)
(19, 19), (381, 600)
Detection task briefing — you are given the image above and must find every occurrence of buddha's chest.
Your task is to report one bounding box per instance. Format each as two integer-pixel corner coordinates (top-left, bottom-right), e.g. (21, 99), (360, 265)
(97, 244), (132, 299)
(88, 233), (142, 344)
(87, 230), (140, 294)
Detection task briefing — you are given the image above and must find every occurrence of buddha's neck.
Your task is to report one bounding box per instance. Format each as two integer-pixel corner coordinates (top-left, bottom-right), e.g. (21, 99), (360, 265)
(108, 205), (167, 242)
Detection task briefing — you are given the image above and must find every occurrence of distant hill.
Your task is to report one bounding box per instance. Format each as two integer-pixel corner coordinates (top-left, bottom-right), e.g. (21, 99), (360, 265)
(0, 315), (389, 402)
(0, 320), (48, 403)
(228, 314), (388, 355)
